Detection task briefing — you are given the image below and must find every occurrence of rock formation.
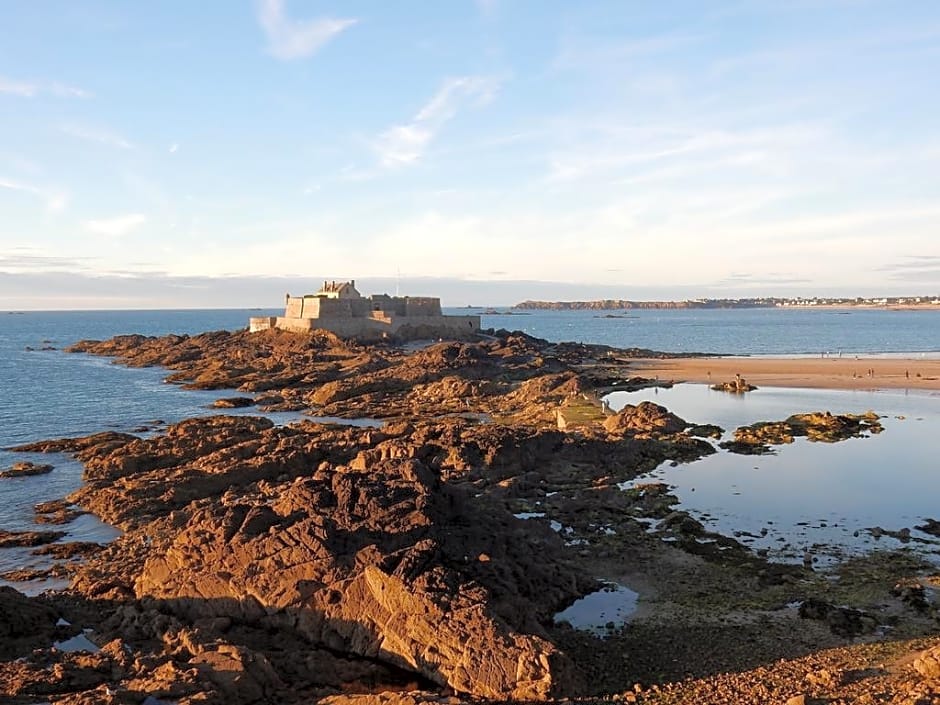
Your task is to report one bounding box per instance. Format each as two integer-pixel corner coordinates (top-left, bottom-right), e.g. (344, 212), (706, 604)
(722, 411), (883, 454)
(2, 329), (927, 705)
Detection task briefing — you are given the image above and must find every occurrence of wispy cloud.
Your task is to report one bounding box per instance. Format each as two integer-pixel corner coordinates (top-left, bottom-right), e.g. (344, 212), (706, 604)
(546, 122), (825, 182)
(83, 213), (147, 237)
(0, 253), (93, 272)
(60, 123), (134, 149)
(256, 0), (356, 60)
(714, 271), (813, 287)
(0, 177), (68, 212)
(876, 256), (940, 282)
(374, 76), (502, 168)
(0, 76), (90, 98)
(554, 31), (705, 70)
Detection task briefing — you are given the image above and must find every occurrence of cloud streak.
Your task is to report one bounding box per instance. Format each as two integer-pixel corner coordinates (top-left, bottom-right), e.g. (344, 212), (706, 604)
(0, 253), (93, 272)
(60, 123), (134, 149)
(83, 213), (147, 237)
(374, 76), (502, 168)
(257, 0), (356, 60)
(0, 177), (68, 212)
(0, 76), (90, 98)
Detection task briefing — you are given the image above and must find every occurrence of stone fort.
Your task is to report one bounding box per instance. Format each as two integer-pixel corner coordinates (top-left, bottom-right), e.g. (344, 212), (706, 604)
(249, 280), (481, 341)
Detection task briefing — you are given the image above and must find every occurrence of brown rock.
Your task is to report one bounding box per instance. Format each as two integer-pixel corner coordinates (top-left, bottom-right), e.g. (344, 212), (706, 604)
(0, 461), (53, 478)
(132, 455), (587, 699)
(913, 645), (940, 679)
(0, 586), (59, 658)
(603, 401), (688, 436)
(211, 396), (256, 408)
(0, 528), (66, 547)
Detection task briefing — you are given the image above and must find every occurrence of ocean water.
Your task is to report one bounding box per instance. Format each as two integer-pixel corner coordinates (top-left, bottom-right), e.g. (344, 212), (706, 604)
(1, 307), (939, 588)
(474, 307), (940, 355)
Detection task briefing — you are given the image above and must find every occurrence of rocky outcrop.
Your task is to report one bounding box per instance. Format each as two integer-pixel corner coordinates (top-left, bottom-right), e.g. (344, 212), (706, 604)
(914, 644), (940, 679)
(0, 587), (59, 658)
(722, 411), (883, 453)
(603, 401), (689, 437)
(0, 528), (66, 547)
(15, 415), (619, 700)
(798, 599), (879, 637)
(0, 461), (53, 478)
(211, 396), (255, 408)
(133, 457), (584, 699)
(61, 329), (689, 427)
(710, 375), (757, 393)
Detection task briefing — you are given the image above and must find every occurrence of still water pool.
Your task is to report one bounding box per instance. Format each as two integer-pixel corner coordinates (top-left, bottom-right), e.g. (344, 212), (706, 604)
(607, 384), (940, 564)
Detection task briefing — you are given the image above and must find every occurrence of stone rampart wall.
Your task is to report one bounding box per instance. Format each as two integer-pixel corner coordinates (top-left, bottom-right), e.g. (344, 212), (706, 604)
(270, 314), (480, 341)
(404, 297), (442, 316)
(285, 298), (303, 318)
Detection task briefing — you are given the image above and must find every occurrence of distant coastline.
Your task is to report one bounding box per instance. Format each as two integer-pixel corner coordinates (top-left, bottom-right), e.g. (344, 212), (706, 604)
(513, 296), (940, 311)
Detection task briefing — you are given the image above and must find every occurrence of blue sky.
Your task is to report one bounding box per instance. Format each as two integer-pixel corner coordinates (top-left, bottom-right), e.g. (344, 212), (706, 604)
(1, 0), (939, 308)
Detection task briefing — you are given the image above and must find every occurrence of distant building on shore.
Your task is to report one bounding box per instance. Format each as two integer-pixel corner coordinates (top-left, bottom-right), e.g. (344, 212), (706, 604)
(249, 280), (480, 341)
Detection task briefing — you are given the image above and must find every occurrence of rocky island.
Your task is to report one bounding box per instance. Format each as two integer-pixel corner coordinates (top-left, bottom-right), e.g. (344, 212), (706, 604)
(1, 327), (939, 704)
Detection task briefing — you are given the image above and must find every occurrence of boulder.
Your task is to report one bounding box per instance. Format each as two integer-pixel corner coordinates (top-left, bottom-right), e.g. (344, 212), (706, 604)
(0, 461), (53, 478)
(603, 402), (688, 436)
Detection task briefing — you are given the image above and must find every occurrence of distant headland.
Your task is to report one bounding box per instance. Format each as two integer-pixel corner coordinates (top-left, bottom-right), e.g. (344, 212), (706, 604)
(514, 295), (940, 311)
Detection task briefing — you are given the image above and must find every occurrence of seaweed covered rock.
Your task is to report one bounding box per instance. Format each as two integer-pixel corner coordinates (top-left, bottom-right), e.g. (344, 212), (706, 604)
(723, 411), (883, 454)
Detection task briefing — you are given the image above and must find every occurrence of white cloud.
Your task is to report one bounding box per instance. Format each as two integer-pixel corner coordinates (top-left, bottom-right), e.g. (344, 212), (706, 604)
(60, 124), (134, 149)
(0, 177), (68, 212)
(256, 0), (356, 60)
(374, 76), (502, 168)
(0, 77), (37, 97)
(546, 122), (826, 182)
(0, 76), (90, 98)
(169, 143), (179, 153)
(83, 213), (147, 237)
(49, 82), (91, 98)
(554, 31), (705, 71)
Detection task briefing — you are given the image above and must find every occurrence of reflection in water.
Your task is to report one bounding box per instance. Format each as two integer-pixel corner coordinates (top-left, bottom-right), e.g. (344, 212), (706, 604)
(606, 384), (940, 564)
(555, 582), (640, 636)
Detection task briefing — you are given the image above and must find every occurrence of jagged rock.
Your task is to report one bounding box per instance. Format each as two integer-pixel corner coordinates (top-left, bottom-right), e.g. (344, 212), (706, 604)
(0, 461), (53, 478)
(916, 518), (940, 537)
(723, 411), (883, 453)
(211, 396), (255, 408)
(134, 458), (585, 699)
(914, 645), (940, 679)
(798, 598), (879, 637)
(0, 586), (59, 658)
(710, 375), (757, 393)
(603, 402), (688, 436)
(0, 528), (66, 547)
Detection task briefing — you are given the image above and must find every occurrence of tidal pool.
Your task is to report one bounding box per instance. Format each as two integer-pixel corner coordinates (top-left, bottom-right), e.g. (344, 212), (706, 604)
(606, 384), (940, 564)
(554, 582), (640, 636)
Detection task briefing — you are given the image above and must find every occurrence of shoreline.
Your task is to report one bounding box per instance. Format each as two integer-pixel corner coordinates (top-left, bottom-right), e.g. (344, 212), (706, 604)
(4, 329), (940, 703)
(626, 355), (940, 391)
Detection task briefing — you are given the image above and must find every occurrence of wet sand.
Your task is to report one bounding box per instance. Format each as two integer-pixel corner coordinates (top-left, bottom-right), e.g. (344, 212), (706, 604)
(627, 356), (940, 391)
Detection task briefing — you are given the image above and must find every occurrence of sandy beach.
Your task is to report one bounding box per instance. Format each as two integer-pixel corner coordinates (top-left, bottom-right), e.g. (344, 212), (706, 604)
(627, 355), (940, 391)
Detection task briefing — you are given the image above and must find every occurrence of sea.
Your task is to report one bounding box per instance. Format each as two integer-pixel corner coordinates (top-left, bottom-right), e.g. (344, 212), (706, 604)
(2, 306), (940, 591)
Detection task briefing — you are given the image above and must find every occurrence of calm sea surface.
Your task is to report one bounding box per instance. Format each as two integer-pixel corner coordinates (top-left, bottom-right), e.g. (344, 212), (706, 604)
(480, 306), (940, 355)
(2, 307), (940, 588)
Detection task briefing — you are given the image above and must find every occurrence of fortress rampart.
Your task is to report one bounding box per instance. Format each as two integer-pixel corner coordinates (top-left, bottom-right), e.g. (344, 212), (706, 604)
(249, 280), (480, 341)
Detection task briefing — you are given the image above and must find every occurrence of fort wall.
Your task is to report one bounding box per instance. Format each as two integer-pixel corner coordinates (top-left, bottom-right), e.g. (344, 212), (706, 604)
(250, 313), (480, 340)
(251, 281), (480, 341)
(285, 298), (303, 318)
